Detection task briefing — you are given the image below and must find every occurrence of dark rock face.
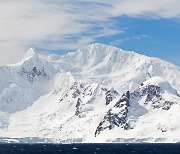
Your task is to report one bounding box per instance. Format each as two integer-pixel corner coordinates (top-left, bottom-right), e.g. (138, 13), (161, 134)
(72, 89), (81, 98)
(18, 67), (47, 82)
(161, 101), (173, 110)
(133, 84), (174, 110)
(102, 88), (119, 105)
(95, 84), (176, 136)
(69, 82), (82, 99)
(141, 85), (162, 102)
(58, 82), (96, 116)
(75, 98), (82, 116)
(95, 93), (130, 137)
(70, 82), (93, 99)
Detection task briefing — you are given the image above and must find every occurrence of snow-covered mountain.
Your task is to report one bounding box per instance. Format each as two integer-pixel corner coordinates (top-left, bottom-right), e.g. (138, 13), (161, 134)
(0, 43), (180, 143)
(0, 48), (58, 113)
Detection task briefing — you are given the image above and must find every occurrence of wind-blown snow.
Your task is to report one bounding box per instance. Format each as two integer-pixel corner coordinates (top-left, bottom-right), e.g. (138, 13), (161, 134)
(0, 43), (180, 143)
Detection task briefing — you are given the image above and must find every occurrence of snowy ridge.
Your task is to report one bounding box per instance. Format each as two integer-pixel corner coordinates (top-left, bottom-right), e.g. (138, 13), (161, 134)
(22, 48), (37, 62)
(0, 43), (180, 143)
(49, 43), (180, 93)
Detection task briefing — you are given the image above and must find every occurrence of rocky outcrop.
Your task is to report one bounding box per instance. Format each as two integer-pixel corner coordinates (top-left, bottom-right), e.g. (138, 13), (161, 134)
(75, 98), (83, 116)
(18, 67), (47, 82)
(132, 84), (174, 110)
(102, 88), (119, 105)
(95, 81), (178, 136)
(95, 91), (130, 137)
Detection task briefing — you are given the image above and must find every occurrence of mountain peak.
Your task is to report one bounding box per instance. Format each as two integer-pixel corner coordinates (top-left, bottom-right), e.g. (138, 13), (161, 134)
(86, 43), (114, 48)
(77, 43), (123, 54)
(60, 43), (142, 75)
(23, 48), (38, 61)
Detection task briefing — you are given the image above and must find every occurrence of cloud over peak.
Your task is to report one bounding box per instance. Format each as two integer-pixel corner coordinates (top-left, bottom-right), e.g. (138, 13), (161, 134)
(0, 0), (180, 65)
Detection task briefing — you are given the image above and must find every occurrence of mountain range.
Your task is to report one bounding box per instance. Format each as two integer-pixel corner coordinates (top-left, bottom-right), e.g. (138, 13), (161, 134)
(0, 43), (180, 143)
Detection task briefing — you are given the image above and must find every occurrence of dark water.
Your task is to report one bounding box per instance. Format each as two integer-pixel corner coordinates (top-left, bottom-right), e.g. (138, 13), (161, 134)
(0, 143), (180, 154)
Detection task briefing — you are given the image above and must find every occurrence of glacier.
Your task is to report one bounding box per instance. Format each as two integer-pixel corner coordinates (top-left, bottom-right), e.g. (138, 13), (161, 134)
(0, 43), (180, 143)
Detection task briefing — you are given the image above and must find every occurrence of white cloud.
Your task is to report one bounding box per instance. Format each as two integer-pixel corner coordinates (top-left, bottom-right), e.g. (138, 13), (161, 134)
(0, 41), (26, 65)
(100, 0), (180, 19)
(0, 0), (120, 65)
(0, 0), (180, 65)
(110, 35), (151, 46)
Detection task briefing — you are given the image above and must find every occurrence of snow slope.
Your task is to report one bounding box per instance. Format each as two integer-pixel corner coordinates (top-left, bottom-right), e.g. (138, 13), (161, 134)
(48, 43), (180, 93)
(0, 43), (180, 143)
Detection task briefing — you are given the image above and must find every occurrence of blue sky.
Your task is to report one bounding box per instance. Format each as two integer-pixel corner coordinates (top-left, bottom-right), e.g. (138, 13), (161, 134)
(98, 17), (180, 65)
(0, 0), (180, 66)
